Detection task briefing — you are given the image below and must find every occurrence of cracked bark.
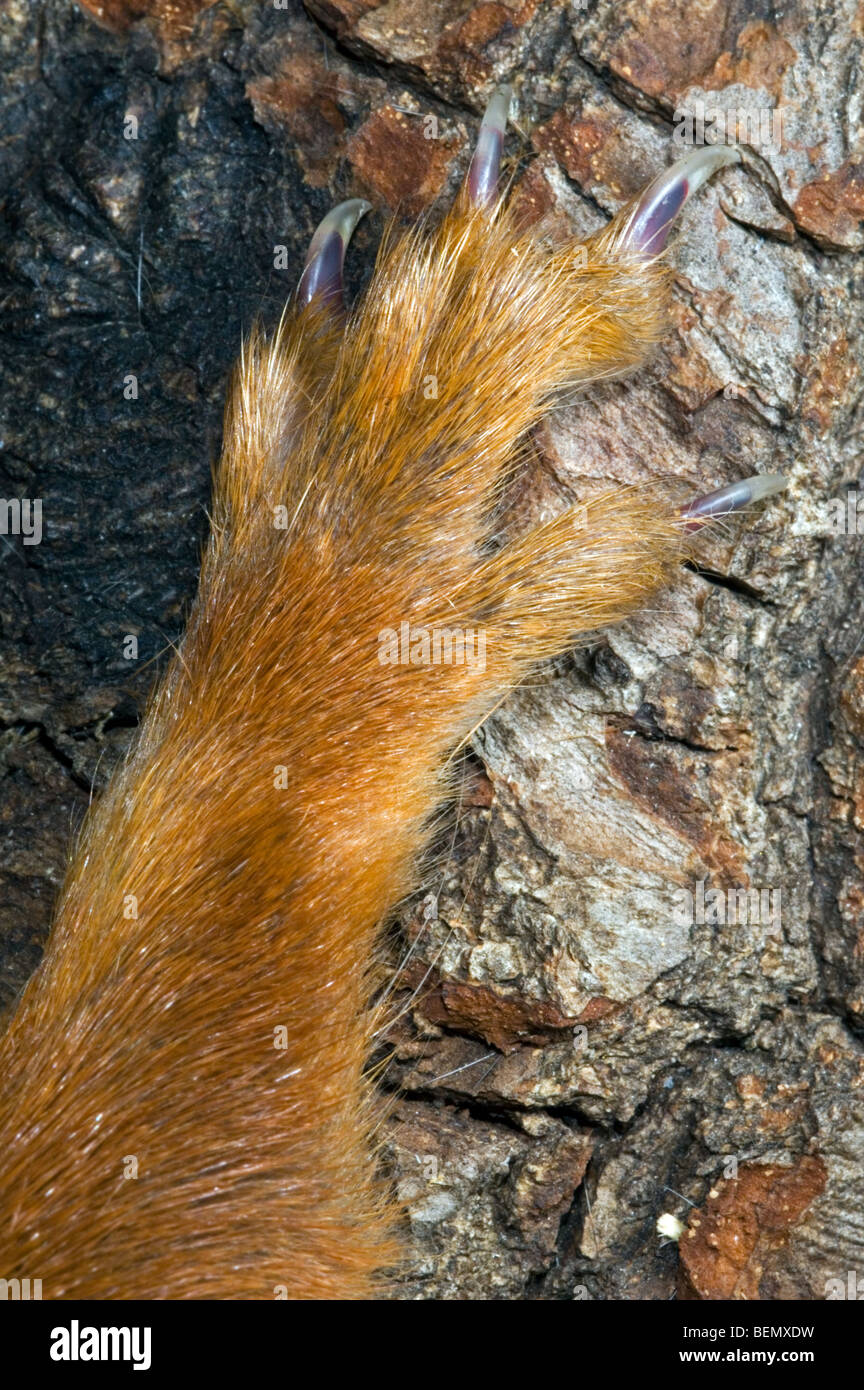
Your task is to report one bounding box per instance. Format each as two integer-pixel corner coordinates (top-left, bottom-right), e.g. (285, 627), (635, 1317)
(1, 0), (862, 1300)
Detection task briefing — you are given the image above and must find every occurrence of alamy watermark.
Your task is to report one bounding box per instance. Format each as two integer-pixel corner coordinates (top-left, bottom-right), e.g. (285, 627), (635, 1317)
(804, 491), (864, 536)
(378, 621), (486, 672)
(673, 881), (782, 927)
(825, 1270), (864, 1300)
(0, 497), (42, 545)
(0, 1276), (42, 1299)
(673, 99), (784, 151)
(50, 1321), (151, 1370)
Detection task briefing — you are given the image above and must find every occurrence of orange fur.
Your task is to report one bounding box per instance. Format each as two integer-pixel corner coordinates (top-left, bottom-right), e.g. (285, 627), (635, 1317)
(0, 191), (695, 1298)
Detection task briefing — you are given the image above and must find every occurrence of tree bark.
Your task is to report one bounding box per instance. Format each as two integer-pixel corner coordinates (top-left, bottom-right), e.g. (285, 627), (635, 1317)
(1, 0), (862, 1300)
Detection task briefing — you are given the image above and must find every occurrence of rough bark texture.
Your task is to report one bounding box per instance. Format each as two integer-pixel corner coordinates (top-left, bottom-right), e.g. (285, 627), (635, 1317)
(1, 0), (863, 1300)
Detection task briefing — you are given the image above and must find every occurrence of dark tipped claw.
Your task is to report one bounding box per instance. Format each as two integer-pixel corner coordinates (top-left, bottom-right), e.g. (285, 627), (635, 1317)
(622, 146), (740, 257)
(682, 473), (786, 530)
(297, 198), (371, 313)
(466, 84), (512, 207)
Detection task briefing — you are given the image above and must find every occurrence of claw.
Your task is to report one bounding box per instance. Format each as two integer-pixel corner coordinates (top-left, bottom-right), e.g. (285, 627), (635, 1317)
(621, 146), (740, 257)
(466, 84), (512, 207)
(682, 473), (786, 530)
(297, 198), (371, 313)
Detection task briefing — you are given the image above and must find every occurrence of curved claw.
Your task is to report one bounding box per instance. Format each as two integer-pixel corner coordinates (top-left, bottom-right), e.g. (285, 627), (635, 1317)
(622, 146), (740, 257)
(682, 473), (786, 530)
(466, 84), (512, 206)
(297, 198), (371, 313)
